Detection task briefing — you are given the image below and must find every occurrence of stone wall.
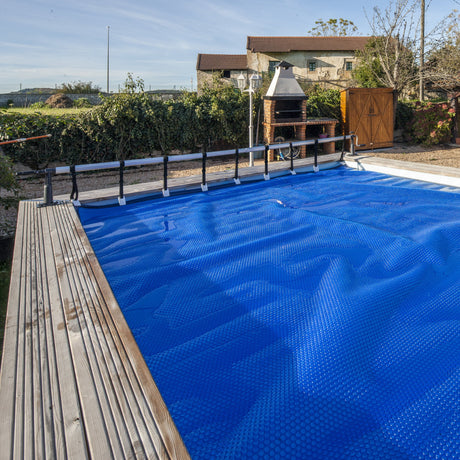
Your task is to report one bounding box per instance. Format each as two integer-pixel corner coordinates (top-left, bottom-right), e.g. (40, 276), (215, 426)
(0, 93), (105, 107)
(247, 50), (357, 90)
(0, 90), (183, 107)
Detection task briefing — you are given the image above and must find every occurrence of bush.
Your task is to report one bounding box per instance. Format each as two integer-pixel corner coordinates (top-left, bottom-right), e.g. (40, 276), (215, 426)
(0, 111), (67, 168)
(395, 101), (414, 130)
(0, 151), (17, 193)
(73, 98), (92, 108)
(30, 101), (48, 109)
(0, 151), (19, 236)
(0, 75), (271, 165)
(304, 85), (341, 120)
(303, 85), (342, 133)
(406, 102), (455, 145)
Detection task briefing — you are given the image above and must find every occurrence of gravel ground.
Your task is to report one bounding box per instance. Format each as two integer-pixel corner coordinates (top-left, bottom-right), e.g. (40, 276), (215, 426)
(1, 142), (460, 238)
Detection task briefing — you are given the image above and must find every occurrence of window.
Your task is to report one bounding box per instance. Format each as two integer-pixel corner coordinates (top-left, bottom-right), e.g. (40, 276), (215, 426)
(222, 70), (231, 78)
(269, 61), (280, 72)
(308, 61), (317, 72)
(345, 62), (353, 71)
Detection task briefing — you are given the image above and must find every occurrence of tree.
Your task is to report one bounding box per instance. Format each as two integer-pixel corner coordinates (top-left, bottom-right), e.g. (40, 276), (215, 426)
(424, 14), (460, 92)
(354, 1), (460, 104)
(308, 18), (358, 36)
(59, 81), (101, 94)
(352, 37), (388, 88)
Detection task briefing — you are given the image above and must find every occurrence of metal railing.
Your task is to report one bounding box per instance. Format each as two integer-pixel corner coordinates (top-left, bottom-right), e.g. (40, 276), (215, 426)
(17, 134), (356, 207)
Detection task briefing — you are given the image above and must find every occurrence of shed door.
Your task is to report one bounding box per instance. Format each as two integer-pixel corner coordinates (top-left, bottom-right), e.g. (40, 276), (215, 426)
(369, 91), (393, 147)
(348, 90), (372, 147)
(348, 89), (393, 149)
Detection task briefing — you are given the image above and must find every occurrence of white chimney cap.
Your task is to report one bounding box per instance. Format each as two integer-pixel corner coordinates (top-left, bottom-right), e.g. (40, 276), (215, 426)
(265, 62), (306, 100)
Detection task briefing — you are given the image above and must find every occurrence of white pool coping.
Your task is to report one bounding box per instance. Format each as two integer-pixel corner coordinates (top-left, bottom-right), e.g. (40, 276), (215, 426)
(344, 154), (460, 189)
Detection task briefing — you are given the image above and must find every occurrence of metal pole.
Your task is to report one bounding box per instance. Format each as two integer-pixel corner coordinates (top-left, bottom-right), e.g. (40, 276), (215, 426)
(43, 169), (54, 206)
(419, 0), (425, 101)
(249, 87), (254, 167)
(107, 26), (110, 94)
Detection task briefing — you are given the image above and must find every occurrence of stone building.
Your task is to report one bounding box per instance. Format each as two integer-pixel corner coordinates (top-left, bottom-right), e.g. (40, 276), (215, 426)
(197, 36), (370, 91)
(196, 54), (248, 92)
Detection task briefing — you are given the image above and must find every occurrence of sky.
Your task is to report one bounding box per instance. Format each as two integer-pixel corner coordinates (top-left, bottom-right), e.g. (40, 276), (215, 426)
(1, 0), (458, 93)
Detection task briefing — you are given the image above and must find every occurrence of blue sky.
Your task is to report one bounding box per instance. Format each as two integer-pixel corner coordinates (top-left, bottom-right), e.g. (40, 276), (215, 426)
(1, 0), (457, 93)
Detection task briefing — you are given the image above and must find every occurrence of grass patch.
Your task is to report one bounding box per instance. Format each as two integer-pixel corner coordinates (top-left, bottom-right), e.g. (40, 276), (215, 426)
(5, 107), (92, 115)
(0, 261), (11, 366)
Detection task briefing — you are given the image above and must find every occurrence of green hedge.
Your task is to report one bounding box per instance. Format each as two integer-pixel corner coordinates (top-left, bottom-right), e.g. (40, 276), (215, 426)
(0, 83), (256, 168)
(0, 85), (351, 168)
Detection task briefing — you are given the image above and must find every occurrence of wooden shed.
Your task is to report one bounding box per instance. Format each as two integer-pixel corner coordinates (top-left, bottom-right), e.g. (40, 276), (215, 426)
(341, 88), (394, 150)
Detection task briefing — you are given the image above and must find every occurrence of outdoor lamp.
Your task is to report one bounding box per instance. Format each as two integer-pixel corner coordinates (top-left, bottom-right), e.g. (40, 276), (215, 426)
(238, 73), (262, 166)
(237, 73), (246, 92)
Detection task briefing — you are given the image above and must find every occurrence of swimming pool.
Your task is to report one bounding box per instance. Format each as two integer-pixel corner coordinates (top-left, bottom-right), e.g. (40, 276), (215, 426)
(79, 166), (460, 459)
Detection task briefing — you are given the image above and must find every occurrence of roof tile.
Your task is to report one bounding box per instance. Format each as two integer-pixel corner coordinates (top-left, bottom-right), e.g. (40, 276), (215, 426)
(197, 54), (247, 71)
(246, 36), (370, 52)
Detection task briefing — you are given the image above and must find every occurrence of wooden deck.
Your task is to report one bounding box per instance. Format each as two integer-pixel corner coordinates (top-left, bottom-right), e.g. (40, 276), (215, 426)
(0, 200), (190, 459)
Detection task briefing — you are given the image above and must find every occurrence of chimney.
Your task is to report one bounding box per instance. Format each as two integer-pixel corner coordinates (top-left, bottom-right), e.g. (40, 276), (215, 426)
(265, 61), (307, 100)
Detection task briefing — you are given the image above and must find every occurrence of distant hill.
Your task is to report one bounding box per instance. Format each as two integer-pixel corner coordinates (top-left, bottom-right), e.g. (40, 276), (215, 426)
(9, 88), (57, 94)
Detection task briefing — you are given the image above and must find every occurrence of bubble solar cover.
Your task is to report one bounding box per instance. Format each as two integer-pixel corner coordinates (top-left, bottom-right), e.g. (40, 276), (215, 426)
(79, 166), (460, 459)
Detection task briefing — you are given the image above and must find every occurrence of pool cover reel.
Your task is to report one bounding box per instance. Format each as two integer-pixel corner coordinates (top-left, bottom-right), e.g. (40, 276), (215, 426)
(79, 166), (460, 459)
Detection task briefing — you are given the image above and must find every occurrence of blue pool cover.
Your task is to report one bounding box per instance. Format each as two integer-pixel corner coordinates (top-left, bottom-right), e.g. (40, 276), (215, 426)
(79, 166), (460, 459)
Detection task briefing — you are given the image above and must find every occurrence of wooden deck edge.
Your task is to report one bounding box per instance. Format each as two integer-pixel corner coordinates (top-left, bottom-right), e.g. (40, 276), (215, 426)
(0, 202), (27, 457)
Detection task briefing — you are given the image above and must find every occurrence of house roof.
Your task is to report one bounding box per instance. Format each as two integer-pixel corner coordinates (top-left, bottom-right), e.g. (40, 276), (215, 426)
(196, 54), (247, 71)
(246, 36), (370, 53)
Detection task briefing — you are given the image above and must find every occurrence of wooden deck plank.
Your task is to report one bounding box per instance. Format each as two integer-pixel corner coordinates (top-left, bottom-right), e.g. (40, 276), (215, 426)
(13, 201), (29, 459)
(31, 205), (45, 460)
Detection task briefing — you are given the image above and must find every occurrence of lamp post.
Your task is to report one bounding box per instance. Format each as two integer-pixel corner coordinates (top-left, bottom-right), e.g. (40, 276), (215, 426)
(238, 73), (262, 166)
(107, 26), (110, 94)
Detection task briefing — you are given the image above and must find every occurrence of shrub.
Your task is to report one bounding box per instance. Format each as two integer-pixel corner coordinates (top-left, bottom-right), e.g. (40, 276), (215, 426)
(0, 75), (263, 165)
(395, 101), (414, 130)
(30, 101), (48, 109)
(304, 85), (341, 120)
(0, 151), (19, 236)
(0, 151), (17, 193)
(0, 112), (67, 169)
(73, 98), (92, 108)
(304, 86), (342, 133)
(406, 102), (455, 145)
